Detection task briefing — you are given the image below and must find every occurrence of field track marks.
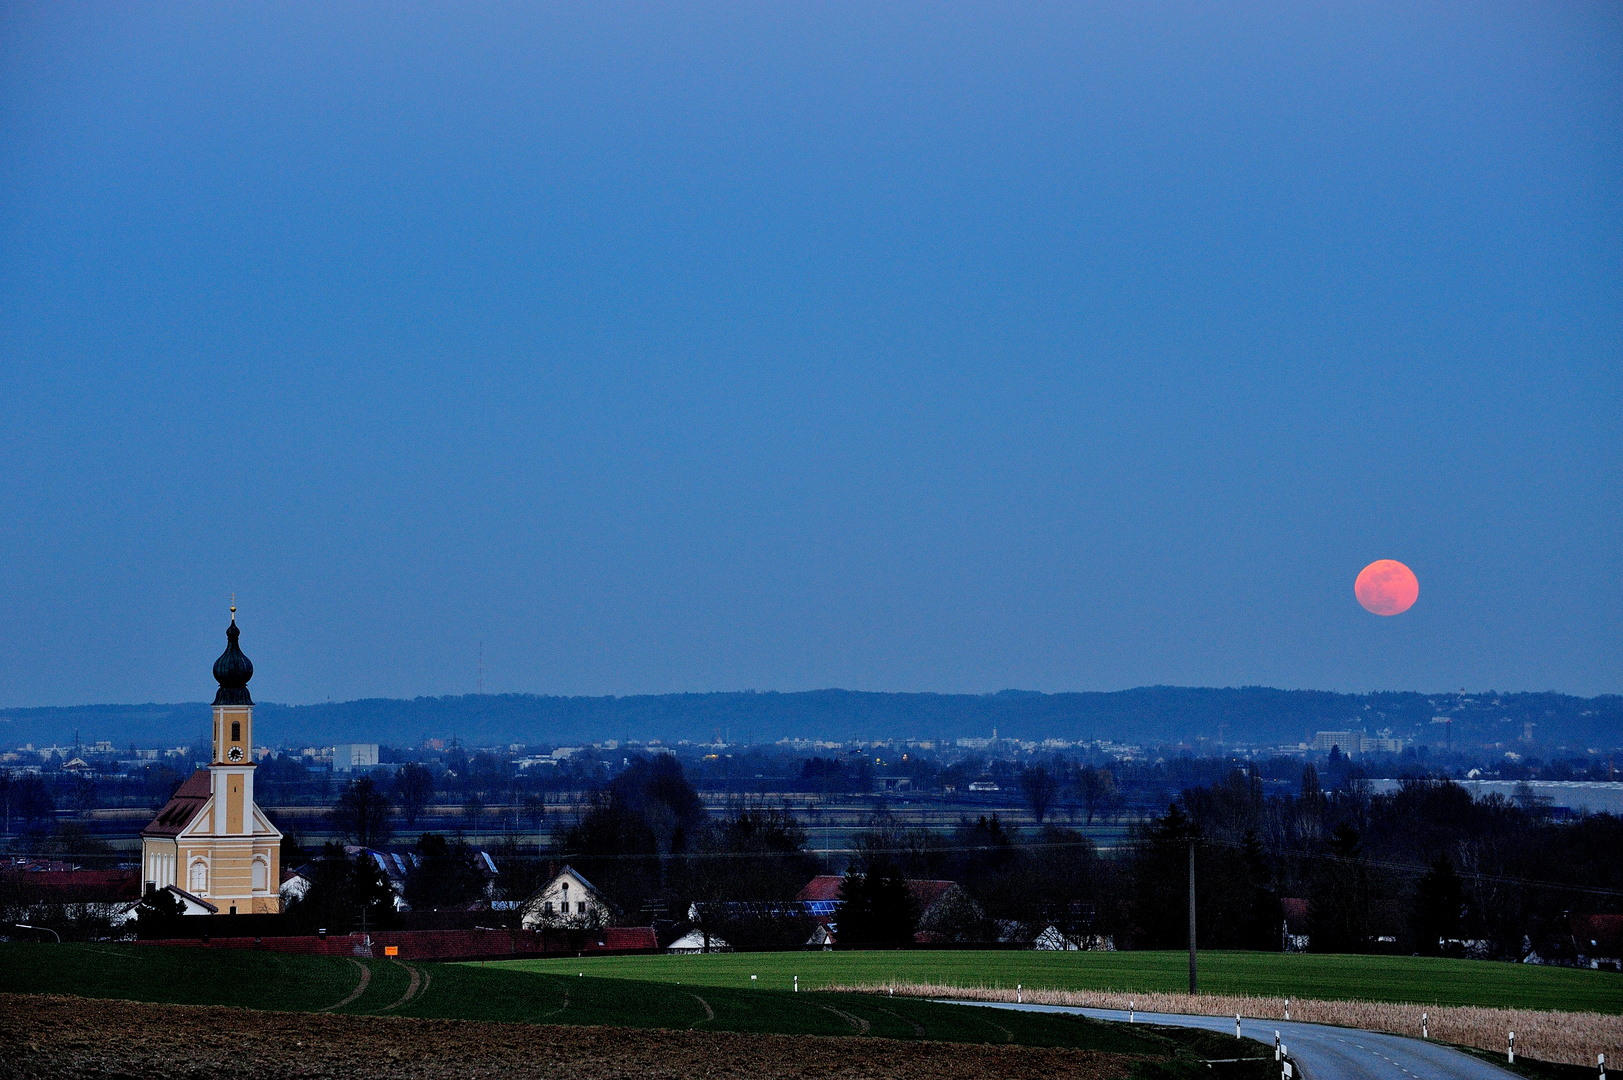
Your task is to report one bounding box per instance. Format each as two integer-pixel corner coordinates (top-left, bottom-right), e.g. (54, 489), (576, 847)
(688, 993), (716, 1025)
(977, 1015), (1014, 1043)
(320, 960), (371, 1012)
(820, 1004), (871, 1035)
(874, 1006), (926, 1037)
(376, 962), (422, 1012)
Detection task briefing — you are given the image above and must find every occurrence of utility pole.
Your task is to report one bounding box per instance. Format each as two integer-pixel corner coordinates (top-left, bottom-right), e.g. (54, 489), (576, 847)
(1188, 838), (1198, 994)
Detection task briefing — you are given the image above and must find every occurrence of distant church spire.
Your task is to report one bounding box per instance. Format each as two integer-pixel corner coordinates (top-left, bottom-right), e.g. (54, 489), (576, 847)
(212, 604), (254, 706)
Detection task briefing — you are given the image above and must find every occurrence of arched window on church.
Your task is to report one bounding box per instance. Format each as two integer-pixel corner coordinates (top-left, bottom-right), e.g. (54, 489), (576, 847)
(189, 859), (208, 894)
(252, 858), (268, 892)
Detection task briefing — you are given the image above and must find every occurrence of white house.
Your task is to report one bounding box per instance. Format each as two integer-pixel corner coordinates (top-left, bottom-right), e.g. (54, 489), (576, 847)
(520, 864), (617, 930)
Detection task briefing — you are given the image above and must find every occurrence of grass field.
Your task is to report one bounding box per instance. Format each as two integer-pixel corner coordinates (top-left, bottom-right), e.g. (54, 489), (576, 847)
(499, 950), (1623, 1014)
(0, 941), (1271, 1072)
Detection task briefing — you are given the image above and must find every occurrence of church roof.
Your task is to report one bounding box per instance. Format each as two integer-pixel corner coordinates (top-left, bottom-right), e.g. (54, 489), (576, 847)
(141, 769), (212, 837)
(212, 612), (253, 706)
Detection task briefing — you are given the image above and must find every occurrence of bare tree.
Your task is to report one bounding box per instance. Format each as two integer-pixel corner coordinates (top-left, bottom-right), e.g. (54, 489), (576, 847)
(1020, 765), (1059, 825)
(393, 763), (435, 829)
(330, 776), (394, 848)
(461, 792), (485, 839)
(1078, 767), (1118, 824)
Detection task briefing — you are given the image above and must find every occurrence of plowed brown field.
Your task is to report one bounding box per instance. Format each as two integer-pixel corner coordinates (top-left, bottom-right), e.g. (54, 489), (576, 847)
(0, 994), (1148, 1080)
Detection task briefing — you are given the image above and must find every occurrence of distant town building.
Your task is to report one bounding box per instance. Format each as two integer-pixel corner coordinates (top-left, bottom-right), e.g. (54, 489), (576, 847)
(1310, 729), (1404, 755)
(331, 743), (380, 772)
(1311, 730), (1361, 753)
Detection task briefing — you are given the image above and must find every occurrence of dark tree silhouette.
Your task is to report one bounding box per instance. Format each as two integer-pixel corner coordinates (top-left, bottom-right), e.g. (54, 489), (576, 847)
(563, 754), (707, 917)
(836, 857), (919, 946)
(1019, 765), (1059, 825)
(1077, 766), (1118, 824)
(393, 763), (434, 829)
(1308, 823), (1370, 953)
(330, 776), (393, 848)
(1410, 853), (1465, 955)
(404, 832), (487, 910)
(284, 843), (398, 933)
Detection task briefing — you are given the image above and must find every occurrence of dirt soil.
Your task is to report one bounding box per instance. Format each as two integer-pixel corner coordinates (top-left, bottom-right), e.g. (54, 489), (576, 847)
(0, 994), (1146, 1080)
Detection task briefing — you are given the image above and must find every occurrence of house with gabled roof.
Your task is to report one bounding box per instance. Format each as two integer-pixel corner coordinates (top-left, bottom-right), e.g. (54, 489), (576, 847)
(519, 864), (619, 930)
(794, 874), (980, 944)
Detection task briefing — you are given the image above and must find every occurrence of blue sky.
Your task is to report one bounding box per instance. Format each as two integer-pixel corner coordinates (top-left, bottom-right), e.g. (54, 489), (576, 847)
(1, 2), (1618, 706)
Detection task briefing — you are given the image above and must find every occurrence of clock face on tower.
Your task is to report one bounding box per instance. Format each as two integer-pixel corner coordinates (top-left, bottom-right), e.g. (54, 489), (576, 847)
(227, 746), (244, 762)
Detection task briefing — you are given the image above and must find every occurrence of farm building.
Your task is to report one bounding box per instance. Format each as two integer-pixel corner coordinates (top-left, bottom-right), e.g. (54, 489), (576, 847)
(794, 874), (982, 945)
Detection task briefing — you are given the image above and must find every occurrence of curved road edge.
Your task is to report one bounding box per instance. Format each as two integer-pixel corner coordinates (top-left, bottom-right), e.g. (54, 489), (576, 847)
(932, 1001), (1522, 1080)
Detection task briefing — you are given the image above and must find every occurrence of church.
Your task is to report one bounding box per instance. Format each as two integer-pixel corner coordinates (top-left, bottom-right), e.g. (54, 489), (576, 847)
(140, 607), (283, 914)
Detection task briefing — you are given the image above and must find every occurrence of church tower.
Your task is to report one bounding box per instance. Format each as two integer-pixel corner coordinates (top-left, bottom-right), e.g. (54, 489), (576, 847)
(141, 607), (283, 914)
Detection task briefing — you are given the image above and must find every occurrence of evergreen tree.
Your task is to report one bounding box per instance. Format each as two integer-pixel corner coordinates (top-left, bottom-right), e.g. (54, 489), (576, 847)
(1410, 853), (1465, 955)
(1240, 828), (1284, 950)
(836, 857), (919, 946)
(1127, 803), (1198, 949)
(404, 832), (486, 910)
(285, 843), (397, 932)
(1307, 823), (1369, 953)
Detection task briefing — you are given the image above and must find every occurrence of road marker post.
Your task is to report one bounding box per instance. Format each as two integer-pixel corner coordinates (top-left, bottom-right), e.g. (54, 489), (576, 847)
(1598, 1052), (1604, 1080)
(1422, 1013), (1428, 1039)
(1274, 1032), (1281, 1061)
(1018, 984), (1023, 1004)
(1130, 1001), (1135, 1023)
(794, 976), (798, 993)
(1237, 1015), (1243, 1039)
(1284, 998), (1290, 1021)
(1508, 1031), (1515, 1064)
(1283, 1061), (1293, 1080)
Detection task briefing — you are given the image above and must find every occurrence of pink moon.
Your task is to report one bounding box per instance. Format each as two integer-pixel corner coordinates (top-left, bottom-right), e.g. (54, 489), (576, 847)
(1355, 559), (1418, 616)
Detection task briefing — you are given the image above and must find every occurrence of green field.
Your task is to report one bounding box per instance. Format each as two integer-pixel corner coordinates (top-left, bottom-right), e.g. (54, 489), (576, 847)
(0, 941), (1270, 1073)
(499, 950), (1623, 1014)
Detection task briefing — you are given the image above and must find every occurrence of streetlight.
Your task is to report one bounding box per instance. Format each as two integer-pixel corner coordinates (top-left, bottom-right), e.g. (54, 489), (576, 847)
(15, 924), (60, 942)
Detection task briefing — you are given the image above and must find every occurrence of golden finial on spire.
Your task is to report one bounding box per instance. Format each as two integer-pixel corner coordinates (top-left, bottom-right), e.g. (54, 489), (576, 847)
(230, 593), (237, 622)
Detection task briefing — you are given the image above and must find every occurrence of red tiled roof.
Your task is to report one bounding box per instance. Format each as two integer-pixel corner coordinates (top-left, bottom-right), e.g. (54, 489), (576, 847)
(908, 880), (957, 911)
(5, 869), (141, 901)
(141, 770), (212, 837)
(795, 875), (961, 914)
(796, 875), (844, 902)
(1572, 913), (1623, 954)
(595, 927), (658, 950)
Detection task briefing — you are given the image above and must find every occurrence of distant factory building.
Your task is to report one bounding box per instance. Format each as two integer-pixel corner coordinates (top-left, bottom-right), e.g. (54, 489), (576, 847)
(332, 743), (380, 772)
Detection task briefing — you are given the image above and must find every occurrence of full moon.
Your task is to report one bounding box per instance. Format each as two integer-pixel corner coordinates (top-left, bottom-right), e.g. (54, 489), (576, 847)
(1355, 559), (1418, 616)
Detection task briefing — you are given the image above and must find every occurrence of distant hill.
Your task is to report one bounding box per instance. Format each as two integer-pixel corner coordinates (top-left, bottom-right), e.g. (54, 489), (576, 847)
(2, 687), (1619, 753)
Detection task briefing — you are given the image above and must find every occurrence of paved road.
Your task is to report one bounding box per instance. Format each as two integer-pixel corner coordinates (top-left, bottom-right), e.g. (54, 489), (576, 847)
(940, 1002), (1519, 1080)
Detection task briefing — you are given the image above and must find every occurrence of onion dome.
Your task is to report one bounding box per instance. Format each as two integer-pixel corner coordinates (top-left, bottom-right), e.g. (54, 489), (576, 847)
(212, 606), (254, 706)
